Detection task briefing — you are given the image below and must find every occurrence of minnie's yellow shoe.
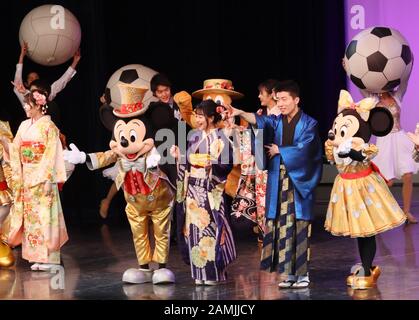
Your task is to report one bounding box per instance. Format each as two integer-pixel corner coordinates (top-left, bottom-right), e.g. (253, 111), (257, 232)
(0, 241), (15, 268)
(346, 266), (381, 287)
(352, 273), (376, 290)
(371, 266), (381, 283)
(346, 265), (362, 286)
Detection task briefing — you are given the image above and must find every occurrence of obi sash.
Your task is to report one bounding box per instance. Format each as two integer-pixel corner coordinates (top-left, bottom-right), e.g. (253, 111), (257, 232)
(20, 141), (45, 164)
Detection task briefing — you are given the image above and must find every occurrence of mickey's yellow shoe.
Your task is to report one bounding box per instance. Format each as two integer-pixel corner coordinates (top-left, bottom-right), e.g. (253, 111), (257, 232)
(0, 241), (14, 268)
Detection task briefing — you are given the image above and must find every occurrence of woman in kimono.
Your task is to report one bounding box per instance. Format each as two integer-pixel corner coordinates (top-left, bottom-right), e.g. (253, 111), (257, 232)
(171, 99), (236, 285)
(0, 89), (68, 271)
(231, 79), (280, 243)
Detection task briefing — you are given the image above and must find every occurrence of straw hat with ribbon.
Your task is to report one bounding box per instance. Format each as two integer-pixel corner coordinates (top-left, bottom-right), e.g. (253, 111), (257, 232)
(192, 79), (244, 100)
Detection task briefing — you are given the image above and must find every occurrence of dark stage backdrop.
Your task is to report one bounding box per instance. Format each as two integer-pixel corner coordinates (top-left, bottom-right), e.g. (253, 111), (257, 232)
(0, 0), (346, 224)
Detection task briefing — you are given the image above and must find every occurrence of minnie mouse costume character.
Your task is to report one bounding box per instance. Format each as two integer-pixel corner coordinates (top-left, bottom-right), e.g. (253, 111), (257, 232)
(64, 83), (176, 284)
(324, 90), (406, 290)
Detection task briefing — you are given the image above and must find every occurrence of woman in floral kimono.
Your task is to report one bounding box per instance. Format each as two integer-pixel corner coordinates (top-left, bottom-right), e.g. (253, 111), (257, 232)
(231, 79), (281, 243)
(171, 99), (236, 285)
(0, 89), (68, 271)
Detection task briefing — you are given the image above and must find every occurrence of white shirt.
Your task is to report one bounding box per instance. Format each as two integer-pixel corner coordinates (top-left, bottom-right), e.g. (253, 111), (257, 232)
(13, 63), (77, 107)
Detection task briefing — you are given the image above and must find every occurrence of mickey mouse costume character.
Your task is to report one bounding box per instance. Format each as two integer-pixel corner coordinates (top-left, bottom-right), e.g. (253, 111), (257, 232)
(64, 83), (176, 284)
(324, 90), (406, 290)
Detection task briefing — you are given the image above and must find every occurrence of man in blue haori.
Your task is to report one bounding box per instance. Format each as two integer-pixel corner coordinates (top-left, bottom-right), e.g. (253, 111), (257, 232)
(230, 80), (322, 288)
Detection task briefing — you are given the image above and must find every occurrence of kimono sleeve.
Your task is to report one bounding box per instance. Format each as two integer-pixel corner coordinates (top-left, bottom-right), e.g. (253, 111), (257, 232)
(254, 114), (279, 170)
(211, 131), (234, 181)
(255, 114), (279, 131)
(32, 125), (67, 186)
(280, 119), (322, 199)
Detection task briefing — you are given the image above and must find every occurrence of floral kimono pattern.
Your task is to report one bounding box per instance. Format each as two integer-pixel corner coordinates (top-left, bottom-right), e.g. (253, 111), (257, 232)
(7, 116), (68, 264)
(177, 129), (236, 282)
(231, 129), (267, 237)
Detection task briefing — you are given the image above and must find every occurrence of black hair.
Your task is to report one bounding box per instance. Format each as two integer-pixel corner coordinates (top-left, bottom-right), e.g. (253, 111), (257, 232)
(24, 70), (41, 86)
(150, 73), (172, 93)
(194, 99), (222, 124)
(258, 79), (280, 95)
(274, 80), (300, 98)
(30, 79), (51, 97)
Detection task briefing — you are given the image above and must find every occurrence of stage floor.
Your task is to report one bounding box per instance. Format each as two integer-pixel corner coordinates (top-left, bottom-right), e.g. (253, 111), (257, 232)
(1, 185), (419, 300)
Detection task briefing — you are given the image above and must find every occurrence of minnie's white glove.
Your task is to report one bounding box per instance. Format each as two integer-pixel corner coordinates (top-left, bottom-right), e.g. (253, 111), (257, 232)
(337, 138), (353, 156)
(63, 143), (86, 164)
(146, 147), (161, 168)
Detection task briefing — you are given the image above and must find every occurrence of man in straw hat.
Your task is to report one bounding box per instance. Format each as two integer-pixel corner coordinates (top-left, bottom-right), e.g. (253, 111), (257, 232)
(64, 83), (176, 285)
(229, 80), (322, 289)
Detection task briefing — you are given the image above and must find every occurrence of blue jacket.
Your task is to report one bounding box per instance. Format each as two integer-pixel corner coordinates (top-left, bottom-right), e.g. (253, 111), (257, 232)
(255, 112), (322, 221)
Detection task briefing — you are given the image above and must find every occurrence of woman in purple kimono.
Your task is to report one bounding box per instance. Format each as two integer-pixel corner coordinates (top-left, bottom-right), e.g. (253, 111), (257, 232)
(171, 99), (236, 285)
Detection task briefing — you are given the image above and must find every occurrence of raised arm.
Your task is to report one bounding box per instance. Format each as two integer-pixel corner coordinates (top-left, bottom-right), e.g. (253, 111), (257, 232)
(230, 106), (256, 125)
(49, 48), (81, 101)
(174, 91), (197, 128)
(13, 42), (29, 107)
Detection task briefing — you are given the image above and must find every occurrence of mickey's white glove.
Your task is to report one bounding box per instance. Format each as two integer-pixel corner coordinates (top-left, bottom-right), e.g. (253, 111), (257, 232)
(63, 143), (86, 164)
(146, 147), (161, 168)
(337, 138), (353, 156)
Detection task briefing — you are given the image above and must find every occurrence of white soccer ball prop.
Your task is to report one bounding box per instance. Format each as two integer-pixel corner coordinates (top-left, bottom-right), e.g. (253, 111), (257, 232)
(105, 64), (159, 109)
(19, 5), (81, 66)
(344, 26), (413, 93)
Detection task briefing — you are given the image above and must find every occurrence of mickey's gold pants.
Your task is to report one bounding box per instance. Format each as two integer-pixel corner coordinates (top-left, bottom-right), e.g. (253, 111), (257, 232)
(124, 181), (174, 265)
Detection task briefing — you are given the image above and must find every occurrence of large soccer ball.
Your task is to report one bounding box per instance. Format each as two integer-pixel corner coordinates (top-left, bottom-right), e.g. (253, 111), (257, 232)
(19, 5), (81, 66)
(344, 26), (413, 93)
(105, 64), (159, 109)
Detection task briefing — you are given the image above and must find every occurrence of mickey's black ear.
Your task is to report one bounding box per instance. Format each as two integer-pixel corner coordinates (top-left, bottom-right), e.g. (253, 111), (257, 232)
(369, 107), (394, 137)
(147, 102), (176, 130)
(99, 104), (117, 131)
